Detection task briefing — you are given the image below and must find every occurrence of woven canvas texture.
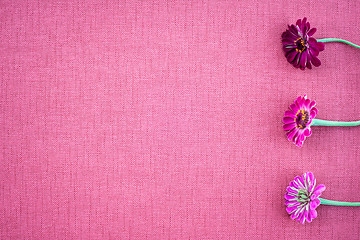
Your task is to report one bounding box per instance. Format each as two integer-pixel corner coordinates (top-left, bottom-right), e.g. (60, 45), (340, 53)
(1, 0), (359, 239)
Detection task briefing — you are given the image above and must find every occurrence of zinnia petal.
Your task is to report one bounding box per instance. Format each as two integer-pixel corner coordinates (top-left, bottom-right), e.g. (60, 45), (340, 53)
(310, 55), (321, 67)
(305, 209), (312, 223)
(284, 110), (296, 118)
(310, 108), (318, 119)
(308, 28), (316, 36)
(286, 127), (298, 141)
(310, 198), (321, 209)
(299, 52), (308, 70)
(283, 123), (296, 131)
(309, 209), (318, 220)
(283, 117), (295, 124)
(303, 128), (311, 137)
(286, 50), (298, 62)
(317, 42), (325, 51)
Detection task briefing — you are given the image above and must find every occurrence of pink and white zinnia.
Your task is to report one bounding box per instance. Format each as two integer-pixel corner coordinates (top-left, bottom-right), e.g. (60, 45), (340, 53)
(283, 95), (318, 147)
(285, 172), (325, 224)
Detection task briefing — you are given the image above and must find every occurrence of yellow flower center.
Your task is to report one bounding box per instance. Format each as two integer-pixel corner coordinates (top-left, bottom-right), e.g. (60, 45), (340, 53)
(295, 109), (309, 129)
(294, 37), (307, 53)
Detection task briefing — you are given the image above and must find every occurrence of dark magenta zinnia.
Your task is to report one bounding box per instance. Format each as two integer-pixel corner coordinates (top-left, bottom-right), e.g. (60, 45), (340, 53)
(282, 17), (325, 70)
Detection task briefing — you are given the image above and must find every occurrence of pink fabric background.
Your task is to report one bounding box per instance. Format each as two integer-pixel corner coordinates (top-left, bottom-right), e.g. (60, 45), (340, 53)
(1, 0), (359, 239)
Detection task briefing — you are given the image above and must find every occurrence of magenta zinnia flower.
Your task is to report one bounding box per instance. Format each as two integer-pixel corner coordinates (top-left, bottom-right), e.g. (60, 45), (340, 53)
(285, 172), (326, 224)
(282, 17), (325, 70)
(283, 95), (318, 147)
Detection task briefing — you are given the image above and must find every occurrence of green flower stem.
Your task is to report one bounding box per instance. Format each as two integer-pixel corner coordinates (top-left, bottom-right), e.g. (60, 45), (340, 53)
(319, 198), (360, 207)
(318, 38), (360, 49)
(311, 119), (360, 127)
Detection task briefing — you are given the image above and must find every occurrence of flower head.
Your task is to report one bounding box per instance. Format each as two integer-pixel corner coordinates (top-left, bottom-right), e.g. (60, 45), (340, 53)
(282, 17), (325, 70)
(285, 172), (326, 224)
(283, 95), (318, 147)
